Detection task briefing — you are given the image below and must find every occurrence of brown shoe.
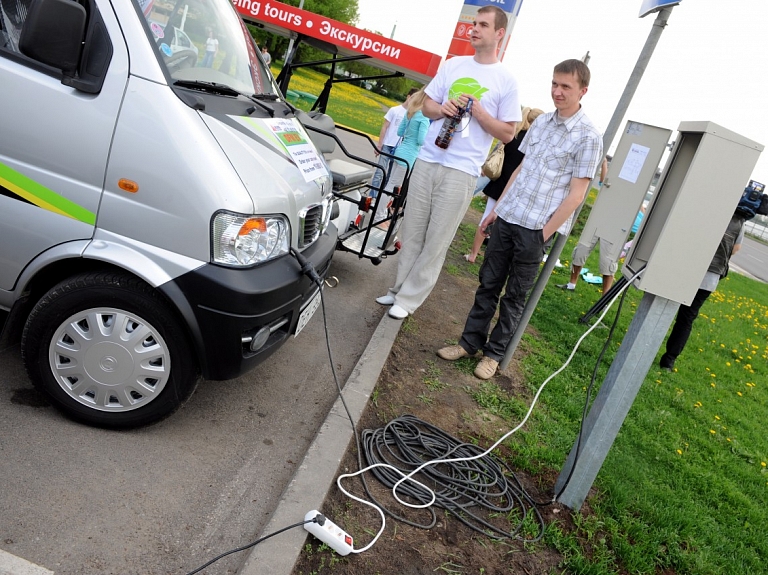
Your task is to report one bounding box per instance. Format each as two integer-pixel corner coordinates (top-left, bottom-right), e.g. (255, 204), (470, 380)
(474, 356), (499, 380)
(436, 344), (470, 361)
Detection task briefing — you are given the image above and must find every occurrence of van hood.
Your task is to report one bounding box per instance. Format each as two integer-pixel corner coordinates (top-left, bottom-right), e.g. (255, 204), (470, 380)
(199, 112), (332, 218)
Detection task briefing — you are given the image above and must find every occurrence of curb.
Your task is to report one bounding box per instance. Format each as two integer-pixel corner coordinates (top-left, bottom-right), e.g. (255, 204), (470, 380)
(0, 550), (53, 575)
(239, 313), (402, 575)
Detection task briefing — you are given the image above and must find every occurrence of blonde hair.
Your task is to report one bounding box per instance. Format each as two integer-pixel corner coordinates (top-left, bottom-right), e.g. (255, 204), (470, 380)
(516, 106), (544, 135)
(405, 88), (428, 118)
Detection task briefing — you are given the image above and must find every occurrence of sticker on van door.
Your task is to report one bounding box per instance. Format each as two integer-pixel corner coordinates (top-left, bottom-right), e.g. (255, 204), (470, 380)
(0, 161), (96, 224)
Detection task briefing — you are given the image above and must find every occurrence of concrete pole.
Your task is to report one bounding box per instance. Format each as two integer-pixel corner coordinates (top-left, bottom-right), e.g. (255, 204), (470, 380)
(499, 6), (675, 372)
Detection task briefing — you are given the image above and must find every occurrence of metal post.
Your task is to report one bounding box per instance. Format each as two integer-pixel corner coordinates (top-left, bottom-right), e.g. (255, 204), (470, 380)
(554, 292), (679, 509)
(284, 0), (305, 60)
(499, 6), (675, 371)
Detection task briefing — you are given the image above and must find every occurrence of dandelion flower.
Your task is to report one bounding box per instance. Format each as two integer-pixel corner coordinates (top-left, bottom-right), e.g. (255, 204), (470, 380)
(737, 391), (743, 397)
(715, 415), (721, 420)
(676, 449), (683, 455)
(762, 462), (767, 467)
(710, 429), (716, 434)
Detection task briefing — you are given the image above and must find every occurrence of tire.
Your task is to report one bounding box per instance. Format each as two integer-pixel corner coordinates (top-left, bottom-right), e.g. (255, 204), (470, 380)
(22, 272), (199, 429)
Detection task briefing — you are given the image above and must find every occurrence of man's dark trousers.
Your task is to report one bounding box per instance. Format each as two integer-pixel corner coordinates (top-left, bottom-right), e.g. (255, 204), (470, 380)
(660, 287), (712, 368)
(459, 218), (545, 362)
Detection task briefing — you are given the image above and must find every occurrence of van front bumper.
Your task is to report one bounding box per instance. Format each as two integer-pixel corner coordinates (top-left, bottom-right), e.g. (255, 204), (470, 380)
(161, 229), (336, 380)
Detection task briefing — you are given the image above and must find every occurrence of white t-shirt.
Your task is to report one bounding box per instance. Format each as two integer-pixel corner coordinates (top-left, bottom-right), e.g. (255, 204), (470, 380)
(206, 37), (219, 53)
(381, 105), (407, 147)
(420, 56), (521, 176)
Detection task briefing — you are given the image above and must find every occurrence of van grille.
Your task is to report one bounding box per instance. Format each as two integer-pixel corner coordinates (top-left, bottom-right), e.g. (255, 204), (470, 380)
(299, 204), (324, 247)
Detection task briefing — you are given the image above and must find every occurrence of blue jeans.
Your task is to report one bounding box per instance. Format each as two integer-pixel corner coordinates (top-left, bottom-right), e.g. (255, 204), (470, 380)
(474, 175), (490, 196)
(370, 145), (396, 197)
(459, 219), (545, 361)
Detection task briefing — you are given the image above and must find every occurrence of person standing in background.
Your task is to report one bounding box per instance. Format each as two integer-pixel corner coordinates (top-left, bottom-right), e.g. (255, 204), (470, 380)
(261, 46), (271, 66)
(201, 27), (218, 68)
(660, 211), (746, 371)
(373, 89), (431, 227)
(370, 88), (419, 194)
(558, 156), (621, 294)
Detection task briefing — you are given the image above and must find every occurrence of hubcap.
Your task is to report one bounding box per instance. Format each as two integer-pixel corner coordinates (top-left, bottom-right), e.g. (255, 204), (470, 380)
(48, 308), (171, 412)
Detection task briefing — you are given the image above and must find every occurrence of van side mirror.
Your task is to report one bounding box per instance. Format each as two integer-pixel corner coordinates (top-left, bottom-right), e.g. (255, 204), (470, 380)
(19, 0), (86, 74)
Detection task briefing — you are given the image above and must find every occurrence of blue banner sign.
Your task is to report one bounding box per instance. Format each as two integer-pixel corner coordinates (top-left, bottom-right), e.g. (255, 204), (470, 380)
(639, 0), (680, 18)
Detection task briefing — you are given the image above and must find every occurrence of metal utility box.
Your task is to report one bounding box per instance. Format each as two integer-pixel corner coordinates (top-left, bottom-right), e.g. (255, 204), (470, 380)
(623, 121), (763, 304)
(577, 121), (671, 262)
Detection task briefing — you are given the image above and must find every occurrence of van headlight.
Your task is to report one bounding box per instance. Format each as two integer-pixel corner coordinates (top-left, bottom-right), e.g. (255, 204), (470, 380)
(212, 212), (290, 266)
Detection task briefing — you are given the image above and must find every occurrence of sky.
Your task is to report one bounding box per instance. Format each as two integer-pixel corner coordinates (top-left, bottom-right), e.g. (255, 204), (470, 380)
(355, 0), (768, 185)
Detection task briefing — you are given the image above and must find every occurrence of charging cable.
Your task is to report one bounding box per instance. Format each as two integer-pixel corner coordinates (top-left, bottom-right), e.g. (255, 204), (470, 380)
(183, 515), (323, 575)
(333, 267), (646, 552)
(283, 248), (645, 556)
(180, 250), (330, 573)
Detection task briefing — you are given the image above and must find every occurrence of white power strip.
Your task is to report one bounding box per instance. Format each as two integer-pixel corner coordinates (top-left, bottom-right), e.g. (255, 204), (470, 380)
(303, 510), (354, 556)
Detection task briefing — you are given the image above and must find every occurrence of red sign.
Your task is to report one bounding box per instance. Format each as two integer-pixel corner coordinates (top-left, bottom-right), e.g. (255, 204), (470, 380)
(232, 0), (442, 81)
(446, 0), (524, 61)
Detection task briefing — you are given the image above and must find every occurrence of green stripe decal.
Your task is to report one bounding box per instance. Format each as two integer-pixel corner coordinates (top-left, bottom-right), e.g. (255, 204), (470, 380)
(239, 116), (284, 149)
(0, 162), (96, 224)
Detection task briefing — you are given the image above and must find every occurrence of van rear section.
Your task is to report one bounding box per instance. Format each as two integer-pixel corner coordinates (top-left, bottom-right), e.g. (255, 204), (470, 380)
(0, 0), (336, 428)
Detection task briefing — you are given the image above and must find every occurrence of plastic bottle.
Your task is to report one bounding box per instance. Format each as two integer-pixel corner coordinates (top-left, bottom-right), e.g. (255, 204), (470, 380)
(435, 99), (472, 150)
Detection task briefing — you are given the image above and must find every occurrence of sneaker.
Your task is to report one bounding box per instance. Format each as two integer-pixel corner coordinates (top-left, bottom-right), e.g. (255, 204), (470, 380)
(388, 304), (408, 320)
(436, 344), (470, 361)
(556, 283), (575, 291)
(474, 356), (499, 380)
(376, 295), (395, 306)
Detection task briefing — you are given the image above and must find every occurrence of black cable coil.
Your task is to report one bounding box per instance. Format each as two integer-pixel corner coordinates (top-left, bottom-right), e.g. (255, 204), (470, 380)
(360, 414), (545, 542)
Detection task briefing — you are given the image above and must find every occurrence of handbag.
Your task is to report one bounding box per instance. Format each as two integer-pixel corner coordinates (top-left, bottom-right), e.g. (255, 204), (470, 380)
(482, 141), (504, 180)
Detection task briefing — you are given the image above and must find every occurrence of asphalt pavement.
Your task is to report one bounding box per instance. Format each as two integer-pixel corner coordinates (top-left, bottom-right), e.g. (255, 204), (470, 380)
(730, 235), (768, 283)
(0, 119), (400, 575)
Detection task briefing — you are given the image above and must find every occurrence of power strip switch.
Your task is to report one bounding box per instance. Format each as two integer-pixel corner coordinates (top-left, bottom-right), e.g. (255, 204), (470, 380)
(303, 510), (354, 556)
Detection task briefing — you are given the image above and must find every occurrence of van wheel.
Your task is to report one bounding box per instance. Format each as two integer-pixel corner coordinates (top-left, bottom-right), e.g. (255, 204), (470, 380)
(21, 272), (199, 429)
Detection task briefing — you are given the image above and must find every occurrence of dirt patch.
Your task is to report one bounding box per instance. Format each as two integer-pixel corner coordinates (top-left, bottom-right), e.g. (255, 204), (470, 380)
(293, 216), (580, 575)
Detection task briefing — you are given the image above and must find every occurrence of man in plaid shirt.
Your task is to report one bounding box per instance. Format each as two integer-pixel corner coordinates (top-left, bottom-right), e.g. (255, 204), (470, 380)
(438, 59), (604, 380)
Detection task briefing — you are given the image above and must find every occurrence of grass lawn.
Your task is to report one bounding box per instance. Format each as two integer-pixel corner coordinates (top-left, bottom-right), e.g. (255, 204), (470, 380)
(451, 198), (768, 574)
(270, 63), (400, 136)
(273, 62), (768, 569)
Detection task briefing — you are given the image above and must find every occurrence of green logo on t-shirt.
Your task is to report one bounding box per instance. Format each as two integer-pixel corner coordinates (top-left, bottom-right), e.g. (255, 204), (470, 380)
(448, 77), (489, 101)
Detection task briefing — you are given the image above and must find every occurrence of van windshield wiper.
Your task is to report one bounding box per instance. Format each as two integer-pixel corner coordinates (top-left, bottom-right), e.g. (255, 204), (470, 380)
(174, 80), (276, 117)
(173, 80), (241, 97)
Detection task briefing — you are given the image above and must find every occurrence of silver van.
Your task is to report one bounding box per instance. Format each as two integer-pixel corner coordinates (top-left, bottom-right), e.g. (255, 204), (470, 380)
(0, 0), (336, 428)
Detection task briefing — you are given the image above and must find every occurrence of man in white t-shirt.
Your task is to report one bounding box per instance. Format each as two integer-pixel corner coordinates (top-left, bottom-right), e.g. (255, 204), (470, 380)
(370, 88), (418, 194)
(376, 5), (521, 319)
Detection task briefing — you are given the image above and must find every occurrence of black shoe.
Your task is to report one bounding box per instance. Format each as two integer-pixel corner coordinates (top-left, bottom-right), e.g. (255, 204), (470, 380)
(659, 354), (675, 371)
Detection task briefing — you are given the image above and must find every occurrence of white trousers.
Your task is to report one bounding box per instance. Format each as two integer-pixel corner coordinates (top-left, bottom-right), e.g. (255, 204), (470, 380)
(387, 159), (475, 313)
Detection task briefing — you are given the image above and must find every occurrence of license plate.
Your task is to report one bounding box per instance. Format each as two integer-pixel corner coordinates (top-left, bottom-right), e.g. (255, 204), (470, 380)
(295, 290), (321, 337)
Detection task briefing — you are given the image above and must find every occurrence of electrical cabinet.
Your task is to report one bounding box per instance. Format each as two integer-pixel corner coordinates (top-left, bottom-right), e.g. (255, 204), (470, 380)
(577, 121), (671, 263)
(623, 121), (763, 304)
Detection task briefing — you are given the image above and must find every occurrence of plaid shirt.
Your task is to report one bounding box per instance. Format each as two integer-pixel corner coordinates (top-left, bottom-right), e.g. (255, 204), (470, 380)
(495, 108), (603, 235)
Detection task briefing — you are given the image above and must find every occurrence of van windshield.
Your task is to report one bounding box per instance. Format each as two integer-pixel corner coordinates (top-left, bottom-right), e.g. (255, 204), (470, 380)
(135, 0), (275, 96)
